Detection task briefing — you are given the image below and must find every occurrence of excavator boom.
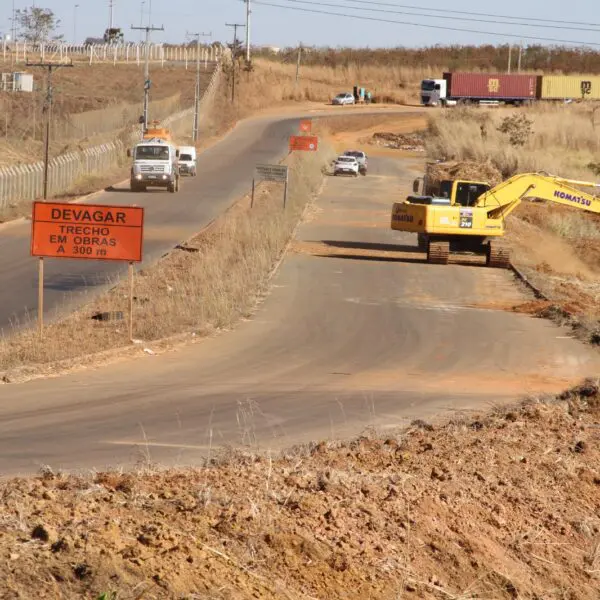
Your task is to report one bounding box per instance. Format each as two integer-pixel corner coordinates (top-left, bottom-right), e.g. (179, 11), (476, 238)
(478, 173), (600, 220)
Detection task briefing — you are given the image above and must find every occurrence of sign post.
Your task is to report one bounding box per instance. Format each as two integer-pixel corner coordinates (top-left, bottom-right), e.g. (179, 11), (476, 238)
(38, 258), (44, 338)
(31, 201), (145, 341)
(254, 164), (289, 208)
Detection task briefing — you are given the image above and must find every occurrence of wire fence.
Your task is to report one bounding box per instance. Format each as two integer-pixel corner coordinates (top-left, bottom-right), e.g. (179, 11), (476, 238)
(1, 42), (224, 66)
(0, 64), (221, 211)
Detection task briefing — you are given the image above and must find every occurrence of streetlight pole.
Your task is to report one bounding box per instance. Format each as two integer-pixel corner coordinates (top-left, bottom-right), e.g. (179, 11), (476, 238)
(187, 31), (211, 142)
(131, 22), (165, 134)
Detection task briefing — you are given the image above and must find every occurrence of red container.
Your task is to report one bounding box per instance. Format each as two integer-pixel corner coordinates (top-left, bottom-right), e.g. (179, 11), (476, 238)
(444, 72), (538, 100)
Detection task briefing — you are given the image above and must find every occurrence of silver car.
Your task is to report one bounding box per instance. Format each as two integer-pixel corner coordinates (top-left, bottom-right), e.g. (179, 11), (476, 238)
(332, 92), (355, 105)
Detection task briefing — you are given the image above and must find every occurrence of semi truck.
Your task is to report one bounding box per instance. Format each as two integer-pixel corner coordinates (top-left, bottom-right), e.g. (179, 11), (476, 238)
(421, 72), (600, 107)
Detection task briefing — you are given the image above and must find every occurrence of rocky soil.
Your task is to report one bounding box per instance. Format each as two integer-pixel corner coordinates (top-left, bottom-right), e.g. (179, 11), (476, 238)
(2, 382), (600, 599)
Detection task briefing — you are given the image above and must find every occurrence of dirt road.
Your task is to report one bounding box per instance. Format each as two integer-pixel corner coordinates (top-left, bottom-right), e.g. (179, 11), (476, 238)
(1, 152), (598, 476)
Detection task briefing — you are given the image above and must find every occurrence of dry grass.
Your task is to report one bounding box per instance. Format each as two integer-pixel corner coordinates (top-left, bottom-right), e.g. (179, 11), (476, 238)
(214, 58), (428, 127)
(0, 138), (335, 377)
(0, 63), (214, 168)
(426, 103), (600, 180)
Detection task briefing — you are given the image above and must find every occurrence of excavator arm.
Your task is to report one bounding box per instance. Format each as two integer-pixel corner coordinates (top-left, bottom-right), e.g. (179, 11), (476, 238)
(476, 173), (600, 221)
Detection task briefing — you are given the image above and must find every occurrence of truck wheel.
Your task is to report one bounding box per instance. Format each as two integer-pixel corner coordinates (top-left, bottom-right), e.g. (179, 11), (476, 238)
(168, 182), (175, 193)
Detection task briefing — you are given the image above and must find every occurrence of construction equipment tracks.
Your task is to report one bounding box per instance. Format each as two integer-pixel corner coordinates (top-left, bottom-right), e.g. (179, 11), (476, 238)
(487, 241), (511, 269)
(427, 240), (450, 264)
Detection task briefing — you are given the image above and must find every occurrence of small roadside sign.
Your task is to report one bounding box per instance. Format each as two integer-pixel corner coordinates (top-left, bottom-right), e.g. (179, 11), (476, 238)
(289, 135), (318, 152)
(255, 163), (289, 183)
(31, 201), (144, 262)
(299, 119), (312, 133)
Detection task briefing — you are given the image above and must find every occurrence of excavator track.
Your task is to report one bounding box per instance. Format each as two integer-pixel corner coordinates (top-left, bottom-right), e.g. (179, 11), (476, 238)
(486, 241), (511, 269)
(427, 240), (450, 265)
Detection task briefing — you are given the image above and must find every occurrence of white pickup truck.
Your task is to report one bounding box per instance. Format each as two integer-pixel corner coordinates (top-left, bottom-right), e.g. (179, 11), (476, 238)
(128, 137), (180, 193)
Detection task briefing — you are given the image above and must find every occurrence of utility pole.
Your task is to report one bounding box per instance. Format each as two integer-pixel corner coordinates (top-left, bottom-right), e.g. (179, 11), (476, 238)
(73, 4), (79, 44)
(25, 61), (74, 200)
(295, 42), (302, 87)
(139, 1), (145, 41)
(225, 23), (245, 103)
(507, 45), (512, 74)
(131, 23), (164, 133)
(109, 0), (114, 30)
(245, 0), (251, 63)
(517, 43), (523, 73)
(11, 0), (17, 43)
(187, 30), (211, 142)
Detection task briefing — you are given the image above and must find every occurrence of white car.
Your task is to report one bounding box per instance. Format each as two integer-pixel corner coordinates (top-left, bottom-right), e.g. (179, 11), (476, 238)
(332, 92), (355, 105)
(334, 156), (359, 176)
(343, 150), (368, 175)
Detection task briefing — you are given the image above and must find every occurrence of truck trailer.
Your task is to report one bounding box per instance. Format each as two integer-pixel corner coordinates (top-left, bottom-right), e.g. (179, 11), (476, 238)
(421, 72), (600, 107)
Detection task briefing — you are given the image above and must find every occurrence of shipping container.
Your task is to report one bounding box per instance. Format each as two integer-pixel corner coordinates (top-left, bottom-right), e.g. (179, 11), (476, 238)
(443, 72), (537, 102)
(537, 75), (600, 100)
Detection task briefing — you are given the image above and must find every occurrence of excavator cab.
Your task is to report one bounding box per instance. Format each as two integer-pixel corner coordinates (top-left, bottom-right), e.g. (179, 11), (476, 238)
(453, 182), (491, 207)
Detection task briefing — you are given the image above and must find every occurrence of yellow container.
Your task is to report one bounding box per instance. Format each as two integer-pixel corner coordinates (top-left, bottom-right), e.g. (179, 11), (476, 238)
(538, 75), (600, 100)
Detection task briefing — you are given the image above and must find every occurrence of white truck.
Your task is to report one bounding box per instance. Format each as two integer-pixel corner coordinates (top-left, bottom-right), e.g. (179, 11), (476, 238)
(127, 137), (180, 193)
(420, 79), (457, 107)
(177, 145), (197, 177)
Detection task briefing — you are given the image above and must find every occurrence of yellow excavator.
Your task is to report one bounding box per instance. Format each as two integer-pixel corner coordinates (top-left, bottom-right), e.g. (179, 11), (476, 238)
(390, 172), (600, 267)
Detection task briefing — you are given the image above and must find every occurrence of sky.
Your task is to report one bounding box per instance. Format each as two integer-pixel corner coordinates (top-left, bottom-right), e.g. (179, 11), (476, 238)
(1, 0), (600, 50)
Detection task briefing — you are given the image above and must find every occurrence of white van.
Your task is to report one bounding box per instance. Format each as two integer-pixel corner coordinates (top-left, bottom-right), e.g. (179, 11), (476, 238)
(178, 145), (197, 177)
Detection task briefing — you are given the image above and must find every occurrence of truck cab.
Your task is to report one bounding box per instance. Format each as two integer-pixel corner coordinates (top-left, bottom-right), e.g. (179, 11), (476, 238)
(420, 79), (457, 107)
(128, 138), (180, 193)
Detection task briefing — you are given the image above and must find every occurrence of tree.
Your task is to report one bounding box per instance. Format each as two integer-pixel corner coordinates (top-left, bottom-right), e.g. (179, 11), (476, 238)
(16, 7), (63, 45)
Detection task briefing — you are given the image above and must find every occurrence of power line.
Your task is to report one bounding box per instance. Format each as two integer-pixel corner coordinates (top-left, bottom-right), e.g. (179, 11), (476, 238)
(342, 0), (600, 29)
(252, 1), (600, 46)
(274, 0), (600, 32)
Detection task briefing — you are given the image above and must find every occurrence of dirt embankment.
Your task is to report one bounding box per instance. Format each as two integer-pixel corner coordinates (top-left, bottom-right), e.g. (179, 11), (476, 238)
(2, 382), (599, 599)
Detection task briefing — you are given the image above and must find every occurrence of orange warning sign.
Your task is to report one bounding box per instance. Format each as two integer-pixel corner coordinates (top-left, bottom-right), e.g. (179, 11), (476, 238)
(31, 201), (144, 262)
(299, 119), (312, 133)
(289, 135), (318, 152)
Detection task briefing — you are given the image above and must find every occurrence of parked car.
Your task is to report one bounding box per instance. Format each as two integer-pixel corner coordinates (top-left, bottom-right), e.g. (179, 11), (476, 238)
(343, 150), (367, 175)
(332, 92), (355, 105)
(334, 155), (359, 176)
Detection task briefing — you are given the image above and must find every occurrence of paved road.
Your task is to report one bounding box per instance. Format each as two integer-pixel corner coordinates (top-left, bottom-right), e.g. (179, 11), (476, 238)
(0, 106), (415, 333)
(1, 153), (598, 476)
